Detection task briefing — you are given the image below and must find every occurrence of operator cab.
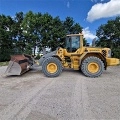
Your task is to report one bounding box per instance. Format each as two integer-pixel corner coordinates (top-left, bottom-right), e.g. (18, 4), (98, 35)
(65, 34), (80, 52)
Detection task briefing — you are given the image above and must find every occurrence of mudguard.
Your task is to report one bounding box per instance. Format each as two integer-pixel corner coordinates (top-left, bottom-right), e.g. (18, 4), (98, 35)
(38, 50), (57, 66)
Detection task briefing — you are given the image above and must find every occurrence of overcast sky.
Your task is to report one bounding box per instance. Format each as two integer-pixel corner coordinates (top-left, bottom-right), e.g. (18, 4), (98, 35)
(0, 0), (120, 43)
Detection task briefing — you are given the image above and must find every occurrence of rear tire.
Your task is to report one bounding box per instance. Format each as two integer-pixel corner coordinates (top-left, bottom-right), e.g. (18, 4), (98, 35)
(42, 57), (62, 77)
(81, 56), (104, 77)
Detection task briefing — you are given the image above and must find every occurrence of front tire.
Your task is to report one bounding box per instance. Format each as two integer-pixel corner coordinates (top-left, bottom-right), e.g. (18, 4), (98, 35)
(81, 56), (104, 77)
(42, 57), (62, 77)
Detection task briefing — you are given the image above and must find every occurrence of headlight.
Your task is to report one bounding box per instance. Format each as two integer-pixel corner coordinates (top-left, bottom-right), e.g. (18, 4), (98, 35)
(108, 50), (111, 58)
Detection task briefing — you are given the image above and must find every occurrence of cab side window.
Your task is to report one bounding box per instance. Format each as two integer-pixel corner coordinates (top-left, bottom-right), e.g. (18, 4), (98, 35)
(71, 36), (80, 52)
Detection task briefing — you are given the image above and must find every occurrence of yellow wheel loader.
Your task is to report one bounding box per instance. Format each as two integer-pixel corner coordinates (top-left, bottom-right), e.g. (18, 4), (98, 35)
(5, 33), (120, 78)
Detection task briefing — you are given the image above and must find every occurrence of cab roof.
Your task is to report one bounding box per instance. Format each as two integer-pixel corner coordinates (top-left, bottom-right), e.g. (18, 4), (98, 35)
(66, 33), (83, 37)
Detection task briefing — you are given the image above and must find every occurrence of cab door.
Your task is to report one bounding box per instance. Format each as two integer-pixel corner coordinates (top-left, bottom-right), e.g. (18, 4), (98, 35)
(65, 35), (83, 69)
(66, 35), (80, 53)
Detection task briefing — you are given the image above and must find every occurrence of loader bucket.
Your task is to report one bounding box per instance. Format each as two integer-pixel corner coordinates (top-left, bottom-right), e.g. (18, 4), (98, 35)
(5, 54), (33, 76)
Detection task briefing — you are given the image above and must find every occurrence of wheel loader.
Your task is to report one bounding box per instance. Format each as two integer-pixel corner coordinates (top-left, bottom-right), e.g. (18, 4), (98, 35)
(5, 33), (120, 78)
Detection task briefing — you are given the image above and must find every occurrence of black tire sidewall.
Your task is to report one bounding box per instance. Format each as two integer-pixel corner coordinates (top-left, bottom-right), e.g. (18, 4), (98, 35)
(81, 57), (104, 77)
(42, 57), (62, 77)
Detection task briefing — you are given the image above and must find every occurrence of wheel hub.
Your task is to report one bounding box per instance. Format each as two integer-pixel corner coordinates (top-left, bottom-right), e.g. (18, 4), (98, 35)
(47, 63), (57, 73)
(88, 62), (99, 73)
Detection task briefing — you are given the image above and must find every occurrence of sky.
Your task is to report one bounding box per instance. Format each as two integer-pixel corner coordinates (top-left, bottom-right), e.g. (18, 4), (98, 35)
(0, 0), (120, 43)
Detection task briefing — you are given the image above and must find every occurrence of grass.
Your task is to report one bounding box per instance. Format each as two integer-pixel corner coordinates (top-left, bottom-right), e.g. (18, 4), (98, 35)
(0, 62), (9, 66)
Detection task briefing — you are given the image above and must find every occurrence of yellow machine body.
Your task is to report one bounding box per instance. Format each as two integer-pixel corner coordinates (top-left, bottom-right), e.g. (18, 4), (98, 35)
(40, 33), (119, 77)
(55, 34), (119, 70)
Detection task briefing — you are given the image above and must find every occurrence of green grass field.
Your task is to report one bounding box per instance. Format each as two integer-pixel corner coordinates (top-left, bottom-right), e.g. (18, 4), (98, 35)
(0, 62), (9, 66)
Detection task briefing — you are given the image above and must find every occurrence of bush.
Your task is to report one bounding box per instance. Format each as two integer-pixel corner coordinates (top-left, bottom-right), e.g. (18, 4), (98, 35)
(112, 47), (120, 59)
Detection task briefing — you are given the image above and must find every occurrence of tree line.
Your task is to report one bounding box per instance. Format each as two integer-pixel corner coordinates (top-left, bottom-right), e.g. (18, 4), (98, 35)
(0, 11), (120, 62)
(96, 16), (120, 58)
(0, 11), (83, 61)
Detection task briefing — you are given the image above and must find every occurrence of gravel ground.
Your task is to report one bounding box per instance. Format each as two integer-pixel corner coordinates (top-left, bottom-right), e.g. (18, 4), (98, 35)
(0, 65), (120, 120)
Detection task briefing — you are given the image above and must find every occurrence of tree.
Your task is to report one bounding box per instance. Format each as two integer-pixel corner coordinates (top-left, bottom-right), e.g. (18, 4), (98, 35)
(63, 17), (82, 34)
(12, 12), (25, 54)
(38, 13), (54, 51)
(47, 16), (66, 51)
(21, 11), (41, 55)
(0, 12), (84, 61)
(0, 15), (14, 61)
(83, 38), (87, 46)
(96, 16), (120, 58)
